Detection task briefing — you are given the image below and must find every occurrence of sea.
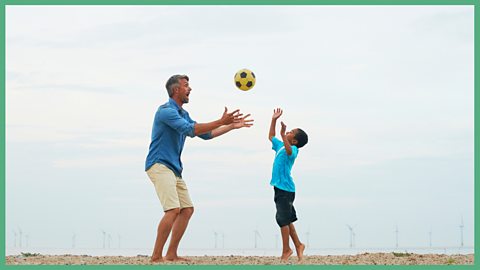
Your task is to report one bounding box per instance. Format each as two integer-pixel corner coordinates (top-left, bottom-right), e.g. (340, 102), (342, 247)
(6, 246), (474, 257)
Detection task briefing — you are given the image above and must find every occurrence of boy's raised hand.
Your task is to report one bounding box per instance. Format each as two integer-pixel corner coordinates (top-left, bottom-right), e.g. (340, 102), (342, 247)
(280, 121), (287, 135)
(272, 108), (283, 120)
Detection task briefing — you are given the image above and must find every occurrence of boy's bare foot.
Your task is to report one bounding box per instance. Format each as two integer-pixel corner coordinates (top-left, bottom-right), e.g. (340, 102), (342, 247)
(150, 257), (164, 263)
(296, 243), (305, 262)
(164, 256), (191, 262)
(280, 249), (293, 263)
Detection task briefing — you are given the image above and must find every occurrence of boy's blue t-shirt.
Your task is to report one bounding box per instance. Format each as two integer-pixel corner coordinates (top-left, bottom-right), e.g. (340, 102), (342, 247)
(270, 137), (298, 192)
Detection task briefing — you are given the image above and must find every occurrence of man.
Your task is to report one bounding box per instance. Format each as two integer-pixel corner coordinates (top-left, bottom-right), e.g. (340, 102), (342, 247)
(145, 74), (253, 262)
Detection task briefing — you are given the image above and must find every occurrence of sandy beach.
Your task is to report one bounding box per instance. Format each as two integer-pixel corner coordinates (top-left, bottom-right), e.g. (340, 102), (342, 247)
(6, 253), (474, 265)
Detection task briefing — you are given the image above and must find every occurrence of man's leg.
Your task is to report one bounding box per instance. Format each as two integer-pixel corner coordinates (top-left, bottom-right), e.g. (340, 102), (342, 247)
(280, 225), (293, 262)
(151, 208), (180, 263)
(288, 224), (305, 261)
(165, 207), (194, 261)
(147, 164), (181, 263)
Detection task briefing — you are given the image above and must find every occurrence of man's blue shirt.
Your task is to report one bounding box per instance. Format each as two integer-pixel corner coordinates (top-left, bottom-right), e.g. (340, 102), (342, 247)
(270, 137), (298, 192)
(145, 98), (212, 177)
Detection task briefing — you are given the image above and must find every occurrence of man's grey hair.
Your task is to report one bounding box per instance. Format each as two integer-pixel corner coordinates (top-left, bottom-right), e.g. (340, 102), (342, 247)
(165, 75), (189, 97)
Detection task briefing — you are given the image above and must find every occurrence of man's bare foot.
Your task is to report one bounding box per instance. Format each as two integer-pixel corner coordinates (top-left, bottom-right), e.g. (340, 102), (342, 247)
(296, 243), (305, 262)
(280, 249), (293, 263)
(150, 257), (164, 264)
(164, 256), (191, 262)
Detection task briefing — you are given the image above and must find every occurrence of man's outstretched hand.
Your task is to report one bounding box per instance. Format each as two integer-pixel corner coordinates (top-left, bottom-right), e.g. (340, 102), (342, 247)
(233, 114), (254, 129)
(220, 107), (241, 125)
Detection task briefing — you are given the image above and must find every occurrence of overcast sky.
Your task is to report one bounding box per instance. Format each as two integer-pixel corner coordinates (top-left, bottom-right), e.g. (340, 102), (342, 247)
(5, 5), (474, 253)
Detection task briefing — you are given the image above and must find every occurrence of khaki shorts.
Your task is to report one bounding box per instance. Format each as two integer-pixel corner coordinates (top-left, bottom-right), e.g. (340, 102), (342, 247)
(146, 163), (193, 211)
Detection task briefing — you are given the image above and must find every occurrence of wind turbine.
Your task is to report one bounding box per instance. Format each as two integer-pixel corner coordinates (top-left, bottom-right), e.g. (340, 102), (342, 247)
(275, 234), (279, 249)
(428, 229), (432, 248)
(213, 231), (218, 249)
(18, 227), (23, 248)
(107, 233), (112, 249)
(72, 233), (76, 248)
(459, 216), (464, 248)
(353, 230), (356, 248)
(13, 230), (17, 248)
(101, 230), (106, 249)
(306, 228), (311, 248)
(26, 234), (29, 248)
(395, 225), (399, 248)
(221, 233), (225, 249)
(118, 234), (122, 249)
(254, 230), (262, 249)
(346, 225), (355, 248)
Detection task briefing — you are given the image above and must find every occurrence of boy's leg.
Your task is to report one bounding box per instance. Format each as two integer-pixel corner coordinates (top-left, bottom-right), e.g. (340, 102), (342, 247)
(288, 224), (305, 261)
(275, 187), (295, 262)
(280, 225), (293, 262)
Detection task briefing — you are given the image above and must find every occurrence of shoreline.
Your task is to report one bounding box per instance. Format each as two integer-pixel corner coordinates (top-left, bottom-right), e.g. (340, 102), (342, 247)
(6, 252), (474, 265)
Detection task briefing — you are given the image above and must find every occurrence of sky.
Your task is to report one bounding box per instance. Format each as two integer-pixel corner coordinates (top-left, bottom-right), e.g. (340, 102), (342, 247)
(5, 5), (474, 254)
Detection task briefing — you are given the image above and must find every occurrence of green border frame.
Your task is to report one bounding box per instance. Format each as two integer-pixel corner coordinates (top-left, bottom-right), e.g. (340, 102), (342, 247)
(1, 0), (477, 269)
(0, 0), (478, 5)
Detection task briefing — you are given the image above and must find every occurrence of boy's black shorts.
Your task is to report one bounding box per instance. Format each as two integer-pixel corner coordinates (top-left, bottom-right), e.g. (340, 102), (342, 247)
(274, 187), (298, 227)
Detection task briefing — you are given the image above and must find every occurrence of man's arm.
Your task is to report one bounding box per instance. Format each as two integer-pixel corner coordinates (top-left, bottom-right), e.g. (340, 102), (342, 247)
(194, 120), (223, 136)
(194, 107), (240, 136)
(210, 114), (253, 138)
(269, 108), (283, 141)
(280, 121), (293, 156)
(211, 124), (234, 138)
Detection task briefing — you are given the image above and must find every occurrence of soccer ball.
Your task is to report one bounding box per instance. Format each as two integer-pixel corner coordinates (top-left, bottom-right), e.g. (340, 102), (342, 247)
(234, 69), (256, 91)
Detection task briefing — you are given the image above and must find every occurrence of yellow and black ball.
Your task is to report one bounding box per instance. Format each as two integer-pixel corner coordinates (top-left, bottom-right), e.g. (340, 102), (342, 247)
(234, 69), (256, 91)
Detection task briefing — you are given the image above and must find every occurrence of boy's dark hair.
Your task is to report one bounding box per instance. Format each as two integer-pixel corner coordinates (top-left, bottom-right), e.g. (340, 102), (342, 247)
(294, 128), (308, 148)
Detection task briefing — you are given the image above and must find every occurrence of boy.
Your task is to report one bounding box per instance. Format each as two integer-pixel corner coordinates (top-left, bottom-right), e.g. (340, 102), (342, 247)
(268, 108), (309, 262)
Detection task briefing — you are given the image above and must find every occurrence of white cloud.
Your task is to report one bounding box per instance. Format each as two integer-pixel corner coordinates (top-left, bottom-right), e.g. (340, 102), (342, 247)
(51, 155), (141, 169)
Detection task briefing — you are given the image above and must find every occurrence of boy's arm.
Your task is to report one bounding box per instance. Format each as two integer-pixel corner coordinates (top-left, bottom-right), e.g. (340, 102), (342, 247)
(269, 118), (276, 141)
(280, 121), (293, 156)
(269, 108), (283, 141)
